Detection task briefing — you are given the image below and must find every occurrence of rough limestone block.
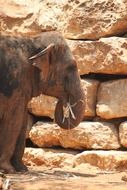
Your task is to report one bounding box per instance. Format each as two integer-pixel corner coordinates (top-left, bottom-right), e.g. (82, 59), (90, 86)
(64, 0), (127, 39)
(82, 79), (99, 117)
(28, 79), (99, 119)
(97, 79), (127, 119)
(23, 148), (127, 170)
(23, 148), (75, 168)
(28, 94), (57, 119)
(0, 0), (81, 35)
(73, 150), (127, 170)
(119, 121), (127, 148)
(2, 0), (127, 40)
(29, 121), (120, 150)
(68, 37), (127, 75)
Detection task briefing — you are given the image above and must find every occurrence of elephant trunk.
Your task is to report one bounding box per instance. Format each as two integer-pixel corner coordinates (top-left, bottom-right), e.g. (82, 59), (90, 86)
(55, 87), (85, 129)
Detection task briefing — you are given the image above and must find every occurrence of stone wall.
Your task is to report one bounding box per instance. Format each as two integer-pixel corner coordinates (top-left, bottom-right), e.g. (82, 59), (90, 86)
(1, 0), (127, 170)
(26, 0), (127, 150)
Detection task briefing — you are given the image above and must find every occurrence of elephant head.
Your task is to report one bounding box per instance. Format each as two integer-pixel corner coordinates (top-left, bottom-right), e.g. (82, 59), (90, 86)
(29, 32), (85, 129)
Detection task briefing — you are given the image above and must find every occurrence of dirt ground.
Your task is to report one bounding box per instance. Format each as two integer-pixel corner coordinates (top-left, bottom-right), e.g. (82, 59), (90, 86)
(1, 165), (127, 190)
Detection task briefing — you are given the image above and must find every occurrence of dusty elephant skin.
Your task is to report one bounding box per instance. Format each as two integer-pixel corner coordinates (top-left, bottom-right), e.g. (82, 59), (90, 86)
(0, 31), (85, 173)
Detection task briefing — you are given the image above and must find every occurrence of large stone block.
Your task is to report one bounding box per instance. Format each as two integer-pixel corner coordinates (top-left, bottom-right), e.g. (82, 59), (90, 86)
(29, 121), (120, 150)
(68, 37), (127, 75)
(28, 95), (57, 119)
(23, 148), (127, 170)
(2, 0), (127, 40)
(0, 0), (81, 35)
(82, 79), (99, 117)
(97, 79), (127, 119)
(64, 0), (127, 39)
(23, 148), (76, 168)
(28, 79), (99, 119)
(119, 121), (127, 148)
(73, 150), (127, 170)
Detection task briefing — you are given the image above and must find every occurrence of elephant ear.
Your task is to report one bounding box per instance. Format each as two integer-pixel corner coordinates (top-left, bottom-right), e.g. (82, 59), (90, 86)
(29, 43), (55, 70)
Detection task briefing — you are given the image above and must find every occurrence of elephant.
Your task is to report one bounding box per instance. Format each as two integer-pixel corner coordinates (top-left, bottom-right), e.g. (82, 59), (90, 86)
(0, 31), (85, 173)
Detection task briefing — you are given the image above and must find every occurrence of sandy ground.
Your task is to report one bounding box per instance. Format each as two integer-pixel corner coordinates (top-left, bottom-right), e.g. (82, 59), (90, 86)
(1, 165), (127, 190)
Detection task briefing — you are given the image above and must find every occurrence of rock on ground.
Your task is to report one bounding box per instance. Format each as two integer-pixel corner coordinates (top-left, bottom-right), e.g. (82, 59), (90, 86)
(74, 150), (127, 170)
(23, 148), (76, 168)
(23, 148), (127, 171)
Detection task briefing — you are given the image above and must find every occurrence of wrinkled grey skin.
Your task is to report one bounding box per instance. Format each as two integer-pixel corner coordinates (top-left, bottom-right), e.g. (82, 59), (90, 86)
(0, 31), (85, 173)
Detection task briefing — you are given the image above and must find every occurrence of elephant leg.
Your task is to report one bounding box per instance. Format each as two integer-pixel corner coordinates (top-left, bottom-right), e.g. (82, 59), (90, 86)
(0, 119), (17, 173)
(11, 114), (28, 172)
(0, 93), (25, 173)
(0, 120), (20, 173)
(11, 113), (34, 172)
(0, 98), (15, 173)
(0, 132), (15, 174)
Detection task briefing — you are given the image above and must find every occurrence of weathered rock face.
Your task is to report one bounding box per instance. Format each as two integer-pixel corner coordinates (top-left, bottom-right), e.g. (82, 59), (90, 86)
(29, 123), (60, 148)
(23, 148), (76, 168)
(28, 95), (58, 119)
(29, 122), (120, 150)
(0, 0), (56, 35)
(82, 79), (99, 117)
(28, 79), (99, 119)
(23, 148), (127, 170)
(119, 122), (127, 148)
(64, 0), (127, 39)
(2, 0), (127, 40)
(73, 150), (127, 170)
(0, 0), (82, 36)
(68, 37), (127, 75)
(97, 79), (127, 119)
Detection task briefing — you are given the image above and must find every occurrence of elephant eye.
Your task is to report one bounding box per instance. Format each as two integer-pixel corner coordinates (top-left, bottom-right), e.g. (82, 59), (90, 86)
(66, 64), (77, 72)
(33, 48), (42, 55)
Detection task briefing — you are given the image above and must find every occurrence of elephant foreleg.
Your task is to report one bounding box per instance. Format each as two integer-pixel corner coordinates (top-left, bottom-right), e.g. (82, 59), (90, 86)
(11, 113), (28, 172)
(0, 93), (26, 173)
